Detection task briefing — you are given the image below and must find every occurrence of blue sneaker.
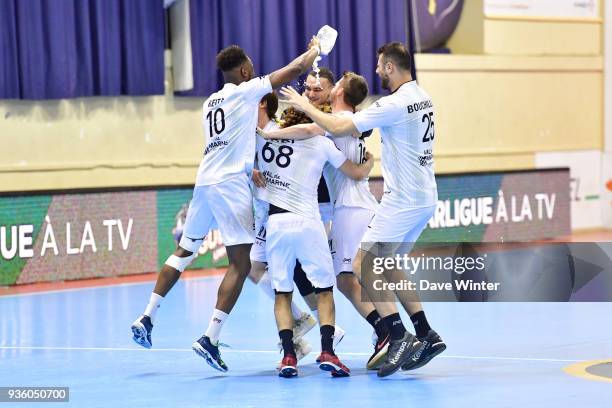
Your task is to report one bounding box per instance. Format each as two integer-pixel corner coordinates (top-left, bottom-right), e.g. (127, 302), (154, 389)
(131, 315), (153, 349)
(192, 335), (228, 372)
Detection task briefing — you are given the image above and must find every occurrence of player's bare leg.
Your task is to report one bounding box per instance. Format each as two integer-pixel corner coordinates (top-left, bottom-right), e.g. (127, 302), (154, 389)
(132, 246), (197, 349)
(276, 291), (298, 377)
(336, 272), (376, 319)
(294, 263), (344, 349)
(248, 260), (267, 284)
(336, 272), (391, 369)
(352, 248), (422, 376)
(353, 248), (400, 317)
(315, 287), (350, 376)
(214, 243), (252, 312)
(250, 261), (314, 360)
(375, 253), (446, 372)
(192, 243), (252, 372)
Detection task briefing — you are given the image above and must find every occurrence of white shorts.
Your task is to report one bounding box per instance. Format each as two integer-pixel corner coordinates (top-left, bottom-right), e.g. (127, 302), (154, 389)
(179, 174), (254, 252)
(319, 202), (334, 224)
(330, 206), (375, 275)
(361, 198), (436, 247)
(266, 212), (336, 292)
(250, 199), (269, 263)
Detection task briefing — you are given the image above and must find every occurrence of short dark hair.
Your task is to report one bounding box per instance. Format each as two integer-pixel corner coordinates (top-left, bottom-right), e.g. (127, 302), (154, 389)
(308, 67), (335, 86)
(260, 92), (278, 120)
(216, 45), (248, 72)
(341, 71), (368, 108)
(377, 42), (412, 72)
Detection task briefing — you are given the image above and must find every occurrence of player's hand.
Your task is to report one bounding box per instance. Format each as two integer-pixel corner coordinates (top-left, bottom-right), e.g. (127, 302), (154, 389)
(280, 86), (311, 113)
(252, 169), (266, 188)
(351, 129), (361, 138)
(308, 36), (321, 54)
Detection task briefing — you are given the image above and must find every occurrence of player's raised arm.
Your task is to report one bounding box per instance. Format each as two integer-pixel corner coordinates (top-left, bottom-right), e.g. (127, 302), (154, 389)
(257, 123), (323, 140)
(280, 86), (358, 136)
(268, 37), (321, 89)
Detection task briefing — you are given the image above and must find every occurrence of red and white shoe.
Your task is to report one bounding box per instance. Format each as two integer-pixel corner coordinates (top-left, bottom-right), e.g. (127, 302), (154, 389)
(318, 352), (350, 377)
(278, 354), (298, 378)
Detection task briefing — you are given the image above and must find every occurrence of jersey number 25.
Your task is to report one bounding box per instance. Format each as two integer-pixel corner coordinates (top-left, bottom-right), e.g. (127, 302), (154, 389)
(422, 112), (435, 143)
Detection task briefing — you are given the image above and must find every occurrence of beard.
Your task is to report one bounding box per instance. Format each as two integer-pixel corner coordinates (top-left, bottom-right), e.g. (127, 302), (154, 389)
(381, 76), (390, 90)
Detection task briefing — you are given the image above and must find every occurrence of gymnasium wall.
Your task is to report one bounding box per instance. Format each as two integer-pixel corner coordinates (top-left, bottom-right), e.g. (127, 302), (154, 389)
(0, 1), (607, 230)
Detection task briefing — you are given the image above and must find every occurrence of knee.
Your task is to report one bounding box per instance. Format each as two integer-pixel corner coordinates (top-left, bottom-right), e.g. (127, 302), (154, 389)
(314, 286), (334, 297)
(336, 273), (352, 294)
(175, 247), (194, 258)
(274, 291), (293, 304)
(352, 256), (363, 280)
(228, 255), (251, 274)
(165, 248), (196, 272)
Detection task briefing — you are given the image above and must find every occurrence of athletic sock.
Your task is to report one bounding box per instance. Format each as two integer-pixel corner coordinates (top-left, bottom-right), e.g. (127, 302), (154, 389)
(279, 329), (296, 357)
(204, 309), (229, 344)
(143, 293), (163, 324)
(383, 313), (407, 341)
(410, 311), (432, 338)
(290, 302), (304, 321)
(366, 310), (389, 340)
(320, 325), (335, 354)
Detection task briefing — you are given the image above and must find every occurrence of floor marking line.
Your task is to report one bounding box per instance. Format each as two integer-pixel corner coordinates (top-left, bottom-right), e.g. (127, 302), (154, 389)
(0, 275), (221, 299)
(0, 346), (585, 363)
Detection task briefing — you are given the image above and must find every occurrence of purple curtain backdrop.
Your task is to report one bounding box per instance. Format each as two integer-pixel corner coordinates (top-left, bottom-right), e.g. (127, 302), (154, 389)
(0, 0), (165, 100)
(177, 0), (413, 97)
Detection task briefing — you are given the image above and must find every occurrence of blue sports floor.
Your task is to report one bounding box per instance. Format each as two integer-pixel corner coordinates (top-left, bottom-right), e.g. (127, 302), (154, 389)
(1, 274), (611, 407)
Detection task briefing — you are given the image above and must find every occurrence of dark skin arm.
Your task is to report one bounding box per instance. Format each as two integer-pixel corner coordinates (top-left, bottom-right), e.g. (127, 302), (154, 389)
(268, 38), (321, 89)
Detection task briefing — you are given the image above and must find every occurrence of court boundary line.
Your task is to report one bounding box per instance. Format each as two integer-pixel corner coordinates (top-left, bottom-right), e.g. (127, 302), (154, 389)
(0, 273), (223, 299)
(0, 345), (585, 363)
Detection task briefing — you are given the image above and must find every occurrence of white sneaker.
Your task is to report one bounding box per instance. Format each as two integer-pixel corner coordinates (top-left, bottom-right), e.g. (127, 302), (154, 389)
(333, 325), (345, 350)
(293, 312), (317, 338)
(294, 337), (313, 361)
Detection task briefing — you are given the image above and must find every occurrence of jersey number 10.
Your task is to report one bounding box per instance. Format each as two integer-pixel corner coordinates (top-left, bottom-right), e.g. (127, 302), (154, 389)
(206, 108), (226, 136)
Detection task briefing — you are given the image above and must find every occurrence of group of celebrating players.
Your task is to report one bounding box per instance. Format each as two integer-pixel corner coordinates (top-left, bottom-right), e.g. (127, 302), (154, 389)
(131, 35), (446, 378)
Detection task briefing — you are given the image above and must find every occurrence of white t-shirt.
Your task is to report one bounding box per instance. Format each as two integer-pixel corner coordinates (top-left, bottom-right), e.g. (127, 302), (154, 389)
(196, 76), (273, 186)
(352, 81), (438, 207)
(254, 136), (347, 219)
(323, 111), (379, 212)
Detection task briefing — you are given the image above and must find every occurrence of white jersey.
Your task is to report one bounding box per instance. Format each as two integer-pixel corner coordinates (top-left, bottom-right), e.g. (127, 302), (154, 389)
(353, 81), (437, 207)
(252, 120), (279, 225)
(323, 111), (379, 212)
(254, 136), (347, 219)
(196, 76), (273, 186)
(255, 119), (281, 163)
